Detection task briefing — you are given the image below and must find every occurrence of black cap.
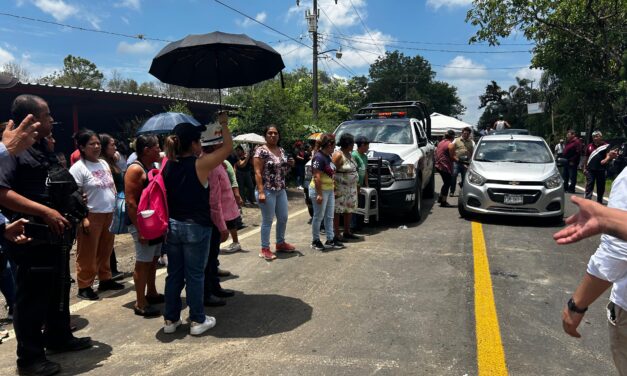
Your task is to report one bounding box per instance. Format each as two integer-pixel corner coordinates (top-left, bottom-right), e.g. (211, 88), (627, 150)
(173, 122), (205, 144)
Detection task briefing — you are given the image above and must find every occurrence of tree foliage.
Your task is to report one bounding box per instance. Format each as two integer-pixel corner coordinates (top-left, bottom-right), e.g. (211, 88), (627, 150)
(1, 62), (31, 82)
(366, 51), (465, 117)
(467, 0), (627, 136)
(41, 55), (104, 89)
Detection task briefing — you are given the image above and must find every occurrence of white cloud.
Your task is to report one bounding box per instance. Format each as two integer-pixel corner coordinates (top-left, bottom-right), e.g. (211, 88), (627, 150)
(116, 40), (158, 55)
(441, 56), (487, 79)
(85, 14), (102, 29)
(236, 12), (268, 28)
(121, 16), (129, 25)
(33, 0), (78, 21)
(513, 67), (543, 82)
(0, 47), (16, 65)
(426, 0), (473, 10)
(115, 0), (141, 10)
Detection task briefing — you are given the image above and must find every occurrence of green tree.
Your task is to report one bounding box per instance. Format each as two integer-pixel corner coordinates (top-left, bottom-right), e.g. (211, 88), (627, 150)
(466, 0), (627, 135)
(42, 55), (104, 89)
(366, 51), (465, 117)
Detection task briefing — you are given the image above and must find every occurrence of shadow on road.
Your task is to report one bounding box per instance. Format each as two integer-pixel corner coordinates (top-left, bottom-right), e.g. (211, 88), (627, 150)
(464, 214), (564, 228)
(49, 340), (112, 375)
(154, 293), (312, 341)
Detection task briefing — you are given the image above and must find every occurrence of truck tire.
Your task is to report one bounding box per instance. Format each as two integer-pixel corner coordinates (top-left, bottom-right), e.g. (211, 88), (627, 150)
(407, 178), (423, 222)
(423, 168), (435, 199)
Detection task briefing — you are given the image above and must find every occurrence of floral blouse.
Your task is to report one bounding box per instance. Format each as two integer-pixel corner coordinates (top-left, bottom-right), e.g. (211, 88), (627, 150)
(254, 146), (290, 191)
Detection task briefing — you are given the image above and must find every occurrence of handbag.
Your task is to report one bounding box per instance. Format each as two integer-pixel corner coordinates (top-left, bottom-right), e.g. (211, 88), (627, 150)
(109, 191), (128, 234)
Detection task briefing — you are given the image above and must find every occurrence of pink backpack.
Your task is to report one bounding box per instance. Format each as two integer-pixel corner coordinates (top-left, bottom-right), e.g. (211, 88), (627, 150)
(137, 159), (169, 240)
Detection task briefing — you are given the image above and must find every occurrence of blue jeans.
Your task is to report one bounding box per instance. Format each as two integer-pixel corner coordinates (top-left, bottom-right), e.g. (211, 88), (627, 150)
(562, 163), (578, 192)
(309, 188), (335, 242)
(255, 189), (289, 248)
(451, 162), (468, 193)
(164, 219), (211, 324)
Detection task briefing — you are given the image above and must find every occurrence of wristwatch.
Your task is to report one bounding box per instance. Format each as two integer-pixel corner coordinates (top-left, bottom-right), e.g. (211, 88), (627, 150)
(567, 297), (588, 314)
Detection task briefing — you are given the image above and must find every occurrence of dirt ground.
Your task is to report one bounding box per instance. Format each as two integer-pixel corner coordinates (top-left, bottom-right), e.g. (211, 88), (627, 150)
(0, 188), (306, 327)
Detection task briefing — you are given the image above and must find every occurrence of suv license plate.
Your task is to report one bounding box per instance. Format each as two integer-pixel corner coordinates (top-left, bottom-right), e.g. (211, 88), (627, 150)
(504, 194), (524, 205)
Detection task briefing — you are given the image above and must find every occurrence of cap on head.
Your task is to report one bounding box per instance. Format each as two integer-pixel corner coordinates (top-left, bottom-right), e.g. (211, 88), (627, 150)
(173, 122), (204, 143)
(592, 130), (602, 138)
(200, 121), (223, 146)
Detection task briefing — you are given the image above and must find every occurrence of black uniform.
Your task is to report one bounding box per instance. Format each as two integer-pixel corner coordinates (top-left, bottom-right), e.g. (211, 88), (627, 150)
(0, 140), (74, 367)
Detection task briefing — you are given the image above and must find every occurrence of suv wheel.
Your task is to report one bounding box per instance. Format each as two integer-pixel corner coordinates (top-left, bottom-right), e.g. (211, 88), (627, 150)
(423, 168), (435, 199)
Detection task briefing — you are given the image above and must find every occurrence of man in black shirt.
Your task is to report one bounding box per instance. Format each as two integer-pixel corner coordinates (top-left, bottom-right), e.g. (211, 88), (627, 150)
(583, 131), (618, 203)
(0, 95), (92, 376)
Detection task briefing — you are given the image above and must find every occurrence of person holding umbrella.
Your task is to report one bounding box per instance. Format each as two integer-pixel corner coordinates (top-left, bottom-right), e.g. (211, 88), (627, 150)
(161, 112), (232, 336)
(253, 125), (296, 260)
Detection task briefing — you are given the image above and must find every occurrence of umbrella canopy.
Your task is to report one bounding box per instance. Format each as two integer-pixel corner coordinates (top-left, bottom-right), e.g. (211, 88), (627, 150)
(233, 133), (266, 145)
(136, 112), (201, 135)
(149, 31), (285, 89)
(307, 132), (323, 141)
(430, 112), (476, 137)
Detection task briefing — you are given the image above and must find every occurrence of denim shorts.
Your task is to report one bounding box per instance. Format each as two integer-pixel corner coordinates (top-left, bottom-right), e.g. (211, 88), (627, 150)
(129, 225), (162, 262)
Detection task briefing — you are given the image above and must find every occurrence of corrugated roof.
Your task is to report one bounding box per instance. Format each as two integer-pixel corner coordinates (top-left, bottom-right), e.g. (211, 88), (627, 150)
(16, 81), (240, 107)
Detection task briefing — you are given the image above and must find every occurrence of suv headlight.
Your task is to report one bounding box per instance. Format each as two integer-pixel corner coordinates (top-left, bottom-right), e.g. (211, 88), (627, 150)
(467, 168), (486, 186)
(391, 164), (415, 180)
(544, 171), (563, 189)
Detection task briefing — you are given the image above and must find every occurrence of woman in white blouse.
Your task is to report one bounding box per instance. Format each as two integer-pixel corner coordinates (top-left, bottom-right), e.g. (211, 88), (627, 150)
(69, 129), (123, 301)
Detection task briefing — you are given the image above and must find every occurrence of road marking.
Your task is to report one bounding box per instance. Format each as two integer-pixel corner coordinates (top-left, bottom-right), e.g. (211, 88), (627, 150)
(472, 221), (508, 376)
(1, 207), (310, 343)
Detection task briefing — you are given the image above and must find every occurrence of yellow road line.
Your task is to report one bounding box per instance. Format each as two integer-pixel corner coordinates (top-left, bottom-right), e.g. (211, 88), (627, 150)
(472, 221), (508, 375)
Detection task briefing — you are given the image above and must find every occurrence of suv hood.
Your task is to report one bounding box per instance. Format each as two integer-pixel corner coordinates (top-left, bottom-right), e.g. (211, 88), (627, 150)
(366, 143), (416, 165)
(471, 161), (557, 181)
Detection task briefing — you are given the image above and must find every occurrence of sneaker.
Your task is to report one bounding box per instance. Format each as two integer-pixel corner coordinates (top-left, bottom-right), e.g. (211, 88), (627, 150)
(221, 242), (242, 253)
(98, 279), (125, 291)
(77, 287), (99, 301)
(190, 315), (216, 336)
(259, 247), (277, 260)
(275, 242), (296, 253)
(163, 319), (182, 334)
(325, 239), (345, 249)
(111, 271), (124, 281)
(297, 186), (304, 190)
(311, 239), (325, 251)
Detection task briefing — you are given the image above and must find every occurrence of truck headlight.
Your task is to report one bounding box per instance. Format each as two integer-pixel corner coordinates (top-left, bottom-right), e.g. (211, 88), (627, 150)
(391, 164), (415, 180)
(544, 171), (563, 189)
(467, 168), (486, 186)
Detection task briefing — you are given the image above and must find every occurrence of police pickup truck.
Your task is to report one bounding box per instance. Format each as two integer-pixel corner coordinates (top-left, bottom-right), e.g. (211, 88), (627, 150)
(305, 101), (435, 221)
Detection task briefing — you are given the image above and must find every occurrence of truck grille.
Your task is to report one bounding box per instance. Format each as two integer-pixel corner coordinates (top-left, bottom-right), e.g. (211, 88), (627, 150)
(367, 159), (393, 188)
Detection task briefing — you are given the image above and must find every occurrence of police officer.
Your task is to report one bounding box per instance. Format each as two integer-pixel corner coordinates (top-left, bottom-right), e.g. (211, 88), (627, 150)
(0, 95), (92, 376)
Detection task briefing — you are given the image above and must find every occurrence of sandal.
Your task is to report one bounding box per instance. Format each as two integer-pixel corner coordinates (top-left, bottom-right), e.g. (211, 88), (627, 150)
(146, 293), (165, 305)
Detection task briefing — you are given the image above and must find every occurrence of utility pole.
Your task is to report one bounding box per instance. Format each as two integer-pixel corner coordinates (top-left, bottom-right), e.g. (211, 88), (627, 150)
(399, 75), (418, 101)
(306, 1), (319, 121)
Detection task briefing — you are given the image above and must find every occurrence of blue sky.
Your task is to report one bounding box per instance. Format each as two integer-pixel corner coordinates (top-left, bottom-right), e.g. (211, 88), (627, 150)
(0, 0), (542, 125)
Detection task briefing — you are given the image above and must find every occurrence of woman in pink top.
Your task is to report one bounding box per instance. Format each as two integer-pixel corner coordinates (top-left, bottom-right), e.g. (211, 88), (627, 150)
(200, 123), (239, 306)
(435, 130), (455, 207)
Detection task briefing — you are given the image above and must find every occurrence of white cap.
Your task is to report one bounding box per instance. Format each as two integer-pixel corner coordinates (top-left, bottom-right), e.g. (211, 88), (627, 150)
(200, 121), (223, 146)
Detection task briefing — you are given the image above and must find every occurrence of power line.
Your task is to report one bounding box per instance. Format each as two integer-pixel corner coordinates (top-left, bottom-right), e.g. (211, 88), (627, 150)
(0, 11), (172, 42)
(318, 6), (371, 65)
(323, 34), (531, 54)
(347, 0), (385, 56)
(213, 0), (312, 50)
(323, 32), (535, 46)
(328, 56), (357, 77)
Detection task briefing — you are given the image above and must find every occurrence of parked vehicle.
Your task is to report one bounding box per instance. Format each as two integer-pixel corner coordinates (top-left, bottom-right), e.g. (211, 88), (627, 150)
(304, 101), (435, 222)
(458, 134), (564, 222)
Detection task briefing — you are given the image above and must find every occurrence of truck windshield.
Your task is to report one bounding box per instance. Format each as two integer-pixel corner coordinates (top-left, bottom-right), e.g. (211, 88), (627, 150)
(335, 122), (414, 144)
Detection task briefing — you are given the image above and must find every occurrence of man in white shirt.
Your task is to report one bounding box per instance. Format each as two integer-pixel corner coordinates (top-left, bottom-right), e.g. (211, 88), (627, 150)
(561, 166), (627, 375)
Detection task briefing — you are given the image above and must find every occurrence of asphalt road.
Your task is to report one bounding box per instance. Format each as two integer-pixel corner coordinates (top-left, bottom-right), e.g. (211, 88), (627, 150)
(0, 180), (617, 375)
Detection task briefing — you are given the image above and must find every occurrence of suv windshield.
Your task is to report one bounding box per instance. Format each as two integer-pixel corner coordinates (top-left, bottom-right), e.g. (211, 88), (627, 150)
(474, 140), (553, 163)
(335, 121), (414, 144)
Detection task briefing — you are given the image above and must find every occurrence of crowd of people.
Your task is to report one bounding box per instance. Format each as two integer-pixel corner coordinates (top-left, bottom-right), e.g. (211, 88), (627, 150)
(1, 93), (625, 375)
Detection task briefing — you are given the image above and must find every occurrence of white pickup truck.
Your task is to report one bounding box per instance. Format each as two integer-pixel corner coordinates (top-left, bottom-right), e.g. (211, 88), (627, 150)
(305, 101), (435, 222)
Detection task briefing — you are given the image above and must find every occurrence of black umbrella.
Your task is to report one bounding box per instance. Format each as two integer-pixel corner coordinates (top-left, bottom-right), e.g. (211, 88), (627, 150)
(149, 31), (285, 90)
